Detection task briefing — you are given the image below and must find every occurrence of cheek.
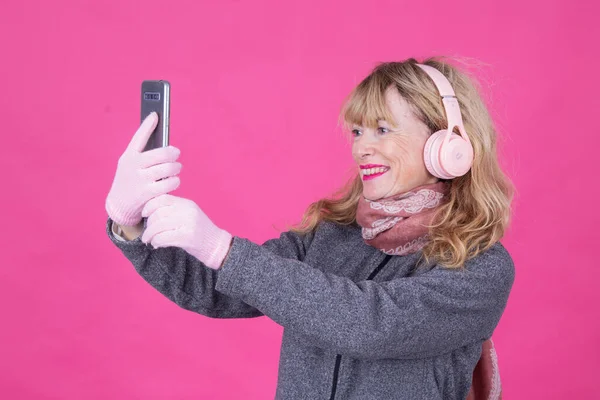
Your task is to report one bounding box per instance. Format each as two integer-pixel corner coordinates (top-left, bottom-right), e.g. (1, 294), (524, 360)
(386, 140), (427, 176)
(385, 138), (414, 166)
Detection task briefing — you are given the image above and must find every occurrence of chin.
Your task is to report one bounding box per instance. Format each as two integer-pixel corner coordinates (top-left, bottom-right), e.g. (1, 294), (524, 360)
(362, 190), (383, 202)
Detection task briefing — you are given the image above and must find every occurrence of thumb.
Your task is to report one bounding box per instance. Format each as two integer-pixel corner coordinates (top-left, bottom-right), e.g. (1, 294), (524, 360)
(126, 112), (159, 153)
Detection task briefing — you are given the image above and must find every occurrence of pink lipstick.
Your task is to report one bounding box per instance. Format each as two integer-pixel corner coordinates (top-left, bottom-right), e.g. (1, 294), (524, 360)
(362, 170), (388, 180)
(360, 164), (390, 181)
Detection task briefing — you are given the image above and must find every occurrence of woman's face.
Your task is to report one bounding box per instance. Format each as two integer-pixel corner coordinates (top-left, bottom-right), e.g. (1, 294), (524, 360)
(351, 85), (438, 201)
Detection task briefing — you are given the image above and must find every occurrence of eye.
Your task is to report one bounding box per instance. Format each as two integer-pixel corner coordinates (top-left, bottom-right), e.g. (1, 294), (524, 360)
(351, 127), (389, 137)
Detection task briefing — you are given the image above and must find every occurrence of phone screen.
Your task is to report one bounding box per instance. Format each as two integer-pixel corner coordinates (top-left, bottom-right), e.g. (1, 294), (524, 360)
(141, 80), (170, 152)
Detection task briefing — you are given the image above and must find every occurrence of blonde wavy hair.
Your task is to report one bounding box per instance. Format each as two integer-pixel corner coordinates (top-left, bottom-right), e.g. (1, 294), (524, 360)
(286, 57), (515, 269)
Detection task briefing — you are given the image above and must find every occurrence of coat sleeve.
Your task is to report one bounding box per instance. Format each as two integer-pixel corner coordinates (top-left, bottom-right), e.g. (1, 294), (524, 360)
(106, 217), (316, 319)
(214, 236), (515, 359)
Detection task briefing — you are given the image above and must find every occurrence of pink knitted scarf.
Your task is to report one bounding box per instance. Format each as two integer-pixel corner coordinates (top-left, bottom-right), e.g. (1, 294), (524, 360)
(355, 181), (450, 256)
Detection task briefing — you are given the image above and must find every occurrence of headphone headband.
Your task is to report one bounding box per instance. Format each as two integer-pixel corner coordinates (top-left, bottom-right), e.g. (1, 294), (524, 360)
(416, 63), (456, 97)
(415, 63), (471, 147)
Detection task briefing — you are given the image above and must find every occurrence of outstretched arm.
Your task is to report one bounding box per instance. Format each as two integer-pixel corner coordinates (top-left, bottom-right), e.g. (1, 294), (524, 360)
(106, 216), (316, 319)
(215, 236), (515, 360)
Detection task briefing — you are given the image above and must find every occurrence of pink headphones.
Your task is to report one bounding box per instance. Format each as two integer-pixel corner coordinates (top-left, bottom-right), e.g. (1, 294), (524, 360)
(416, 63), (474, 179)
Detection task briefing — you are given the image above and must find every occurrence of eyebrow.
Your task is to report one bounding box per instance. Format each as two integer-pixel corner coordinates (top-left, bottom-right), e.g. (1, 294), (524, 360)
(352, 120), (394, 128)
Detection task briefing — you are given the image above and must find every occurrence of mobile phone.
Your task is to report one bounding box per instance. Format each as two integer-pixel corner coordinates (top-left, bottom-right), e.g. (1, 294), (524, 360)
(141, 80), (170, 152)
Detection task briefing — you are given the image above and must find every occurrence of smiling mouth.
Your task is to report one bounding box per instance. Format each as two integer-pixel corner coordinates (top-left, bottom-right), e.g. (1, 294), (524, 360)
(361, 167), (389, 181)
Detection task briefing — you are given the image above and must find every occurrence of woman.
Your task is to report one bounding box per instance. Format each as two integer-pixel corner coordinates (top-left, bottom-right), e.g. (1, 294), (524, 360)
(105, 58), (515, 400)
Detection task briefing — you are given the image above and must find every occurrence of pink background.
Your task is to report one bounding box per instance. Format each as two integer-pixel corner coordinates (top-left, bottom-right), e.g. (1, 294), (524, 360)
(1, 0), (597, 398)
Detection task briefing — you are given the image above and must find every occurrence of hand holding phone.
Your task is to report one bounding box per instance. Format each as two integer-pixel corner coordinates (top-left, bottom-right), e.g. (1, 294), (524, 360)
(105, 111), (181, 227)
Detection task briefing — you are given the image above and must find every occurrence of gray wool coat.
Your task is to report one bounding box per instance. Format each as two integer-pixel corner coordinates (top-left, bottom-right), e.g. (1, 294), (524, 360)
(106, 216), (514, 400)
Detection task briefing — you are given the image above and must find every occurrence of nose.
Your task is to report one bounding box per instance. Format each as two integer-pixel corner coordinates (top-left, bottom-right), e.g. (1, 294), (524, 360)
(353, 137), (376, 161)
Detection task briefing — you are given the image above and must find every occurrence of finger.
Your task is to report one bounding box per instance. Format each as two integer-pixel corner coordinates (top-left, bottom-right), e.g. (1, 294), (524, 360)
(146, 203), (176, 227)
(141, 216), (175, 245)
(141, 193), (177, 218)
(140, 146), (181, 168)
(150, 229), (182, 249)
(143, 162), (182, 182)
(149, 175), (181, 197)
(127, 112), (159, 153)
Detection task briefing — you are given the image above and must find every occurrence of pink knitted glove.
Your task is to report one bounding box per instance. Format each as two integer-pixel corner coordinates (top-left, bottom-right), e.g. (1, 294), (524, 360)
(140, 194), (233, 270)
(105, 112), (183, 226)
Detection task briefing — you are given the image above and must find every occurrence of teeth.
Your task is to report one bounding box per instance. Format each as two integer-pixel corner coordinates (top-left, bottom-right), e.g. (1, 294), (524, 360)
(362, 167), (388, 176)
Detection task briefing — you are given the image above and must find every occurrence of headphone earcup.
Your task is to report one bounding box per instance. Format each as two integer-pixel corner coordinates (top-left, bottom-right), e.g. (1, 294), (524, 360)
(424, 130), (474, 179)
(440, 132), (474, 178)
(424, 130), (450, 179)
